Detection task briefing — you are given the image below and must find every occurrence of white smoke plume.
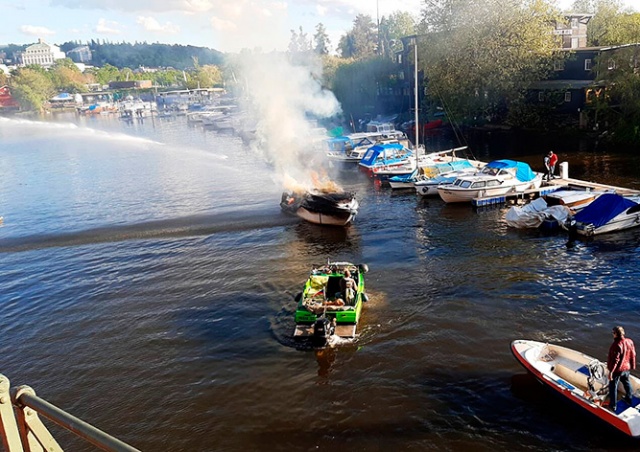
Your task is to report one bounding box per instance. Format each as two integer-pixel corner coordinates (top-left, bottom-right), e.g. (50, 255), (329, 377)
(236, 52), (343, 192)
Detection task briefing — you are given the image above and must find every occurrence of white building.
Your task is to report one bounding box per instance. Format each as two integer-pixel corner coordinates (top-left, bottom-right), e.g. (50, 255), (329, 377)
(22, 39), (65, 67)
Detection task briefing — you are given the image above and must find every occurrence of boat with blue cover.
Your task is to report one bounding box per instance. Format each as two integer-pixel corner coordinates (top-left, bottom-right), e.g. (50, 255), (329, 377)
(564, 193), (640, 236)
(437, 159), (543, 203)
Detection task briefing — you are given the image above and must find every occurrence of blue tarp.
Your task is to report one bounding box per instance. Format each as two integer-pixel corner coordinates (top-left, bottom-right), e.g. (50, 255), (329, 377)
(359, 143), (408, 167)
(486, 159), (536, 182)
(434, 160), (475, 173)
(574, 193), (638, 228)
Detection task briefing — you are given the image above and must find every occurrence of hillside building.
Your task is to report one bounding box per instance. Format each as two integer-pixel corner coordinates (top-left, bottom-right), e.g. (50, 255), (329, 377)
(22, 39), (65, 67)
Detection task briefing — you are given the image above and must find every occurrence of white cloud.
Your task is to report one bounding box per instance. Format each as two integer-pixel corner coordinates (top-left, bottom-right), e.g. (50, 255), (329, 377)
(137, 16), (180, 34)
(210, 16), (238, 32)
(95, 18), (122, 35)
(19, 25), (56, 37)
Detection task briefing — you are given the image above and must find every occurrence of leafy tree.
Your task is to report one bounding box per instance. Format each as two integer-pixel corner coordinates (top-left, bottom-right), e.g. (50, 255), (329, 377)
(49, 64), (87, 93)
(91, 64), (120, 85)
(9, 67), (56, 112)
(379, 11), (417, 58)
(592, 45), (640, 143)
(313, 23), (331, 55)
(338, 14), (378, 59)
(288, 26), (312, 53)
(417, 0), (562, 124)
(187, 64), (223, 89)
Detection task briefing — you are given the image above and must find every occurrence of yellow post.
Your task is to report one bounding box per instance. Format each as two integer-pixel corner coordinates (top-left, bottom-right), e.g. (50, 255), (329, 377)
(0, 375), (24, 452)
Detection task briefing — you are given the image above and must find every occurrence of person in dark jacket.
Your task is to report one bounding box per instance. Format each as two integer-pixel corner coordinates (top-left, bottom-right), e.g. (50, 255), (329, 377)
(607, 326), (637, 411)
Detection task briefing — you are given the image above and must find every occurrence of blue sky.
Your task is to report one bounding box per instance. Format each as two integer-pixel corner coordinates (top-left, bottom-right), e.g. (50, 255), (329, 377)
(1, 0), (638, 54)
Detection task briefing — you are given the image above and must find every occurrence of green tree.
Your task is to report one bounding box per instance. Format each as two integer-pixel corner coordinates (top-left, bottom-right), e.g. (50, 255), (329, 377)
(379, 11), (417, 58)
(9, 67), (56, 112)
(91, 64), (120, 85)
(592, 44), (640, 143)
(417, 0), (561, 124)
(49, 58), (87, 93)
(338, 14), (378, 59)
(188, 64), (222, 89)
(288, 26), (311, 53)
(313, 23), (331, 55)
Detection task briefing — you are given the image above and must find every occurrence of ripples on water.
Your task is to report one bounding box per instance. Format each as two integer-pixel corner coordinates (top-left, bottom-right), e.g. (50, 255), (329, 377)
(1, 114), (640, 451)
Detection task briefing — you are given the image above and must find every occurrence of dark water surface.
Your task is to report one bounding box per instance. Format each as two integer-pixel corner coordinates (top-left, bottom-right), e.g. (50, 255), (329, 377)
(1, 114), (640, 451)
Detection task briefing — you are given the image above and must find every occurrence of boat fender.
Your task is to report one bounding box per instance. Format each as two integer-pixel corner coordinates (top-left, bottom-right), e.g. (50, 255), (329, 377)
(362, 292), (369, 302)
(358, 264), (369, 274)
(294, 292), (302, 302)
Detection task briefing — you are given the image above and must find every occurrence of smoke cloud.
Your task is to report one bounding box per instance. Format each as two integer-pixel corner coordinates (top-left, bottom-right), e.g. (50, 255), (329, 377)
(236, 52), (343, 192)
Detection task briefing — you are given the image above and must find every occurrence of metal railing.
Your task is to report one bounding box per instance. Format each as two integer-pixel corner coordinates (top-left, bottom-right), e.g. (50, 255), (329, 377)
(0, 374), (141, 452)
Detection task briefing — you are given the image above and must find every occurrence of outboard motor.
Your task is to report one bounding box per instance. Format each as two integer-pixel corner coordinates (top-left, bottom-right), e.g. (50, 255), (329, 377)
(312, 316), (335, 348)
(566, 217), (578, 243)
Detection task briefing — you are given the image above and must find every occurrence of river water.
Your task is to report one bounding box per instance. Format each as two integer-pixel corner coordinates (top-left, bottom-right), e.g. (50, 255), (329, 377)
(1, 113), (640, 451)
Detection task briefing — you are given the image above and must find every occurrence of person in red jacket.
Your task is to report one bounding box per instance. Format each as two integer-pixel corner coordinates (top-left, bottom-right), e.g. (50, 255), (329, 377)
(607, 326), (637, 411)
(544, 150), (558, 181)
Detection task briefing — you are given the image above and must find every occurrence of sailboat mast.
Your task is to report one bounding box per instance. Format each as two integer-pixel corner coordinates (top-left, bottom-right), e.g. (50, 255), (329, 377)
(414, 38), (419, 169)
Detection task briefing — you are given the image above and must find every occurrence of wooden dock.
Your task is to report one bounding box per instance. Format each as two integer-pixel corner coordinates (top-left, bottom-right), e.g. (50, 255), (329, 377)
(471, 177), (640, 207)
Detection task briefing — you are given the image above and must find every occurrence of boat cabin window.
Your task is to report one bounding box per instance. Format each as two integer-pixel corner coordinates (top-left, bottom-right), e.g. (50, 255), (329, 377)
(486, 179), (501, 187)
(471, 181), (486, 188)
(460, 180), (472, 188)
(482, 167), (500, 176)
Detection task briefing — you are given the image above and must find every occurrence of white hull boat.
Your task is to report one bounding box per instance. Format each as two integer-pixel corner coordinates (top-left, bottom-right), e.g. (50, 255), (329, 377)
(415, 166), (481, 197)
(564, 193), (640, 236)
(437, 159), (542, 203)
(512, 339), (640, 437)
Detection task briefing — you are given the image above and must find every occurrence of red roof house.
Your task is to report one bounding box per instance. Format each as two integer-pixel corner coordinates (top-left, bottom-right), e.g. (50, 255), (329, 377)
(0, 85), (20, 109)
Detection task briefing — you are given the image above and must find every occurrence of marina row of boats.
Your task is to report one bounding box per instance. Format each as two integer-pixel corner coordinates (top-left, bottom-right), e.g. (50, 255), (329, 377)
(277, 121), (640, 236)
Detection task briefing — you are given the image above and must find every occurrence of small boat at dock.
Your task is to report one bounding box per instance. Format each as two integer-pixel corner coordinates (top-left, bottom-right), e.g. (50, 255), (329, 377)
(437, 159), (543, 203)
(563, 193), (640, 236)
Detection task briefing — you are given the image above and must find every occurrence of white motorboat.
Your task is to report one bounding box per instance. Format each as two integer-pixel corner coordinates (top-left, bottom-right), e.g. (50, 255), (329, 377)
(512, 339), (640, 437)
(437, 159), (543, 203)
(563, 193), (640, 236)
(414, 164), (482, 196)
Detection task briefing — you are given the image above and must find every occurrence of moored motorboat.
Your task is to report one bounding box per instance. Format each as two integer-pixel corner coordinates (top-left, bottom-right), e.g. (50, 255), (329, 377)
(293, 261), (369, 347)
(563, 193), (640, 236)
(511, 339), (640, 437)
(414, 161), (482, 196)
(325, 132), (409, 164)
(280, 190), (359, 226)
(437, 159), (543, 203)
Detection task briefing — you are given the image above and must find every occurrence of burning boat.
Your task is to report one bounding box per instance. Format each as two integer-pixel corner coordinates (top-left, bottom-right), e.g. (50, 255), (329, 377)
(280, 190), (359, 226)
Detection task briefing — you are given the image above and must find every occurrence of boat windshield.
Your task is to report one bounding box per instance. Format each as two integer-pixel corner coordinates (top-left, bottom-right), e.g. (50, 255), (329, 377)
(481, 167), (500, 176)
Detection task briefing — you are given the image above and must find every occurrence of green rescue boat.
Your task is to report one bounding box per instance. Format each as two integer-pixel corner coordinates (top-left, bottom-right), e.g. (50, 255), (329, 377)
(293, 260), (369, 346)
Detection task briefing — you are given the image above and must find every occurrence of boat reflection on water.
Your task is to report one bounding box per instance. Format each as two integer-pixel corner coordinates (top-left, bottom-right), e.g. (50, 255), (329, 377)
(314, 345), (337, 379)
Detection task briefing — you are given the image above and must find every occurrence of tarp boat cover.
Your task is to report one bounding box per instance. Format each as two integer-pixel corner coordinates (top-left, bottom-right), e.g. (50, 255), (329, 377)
(574, 193), (640, 228)
(485, 159), (537, 182)
(359, 143), (409, 167)
(505, 197), (572, 228)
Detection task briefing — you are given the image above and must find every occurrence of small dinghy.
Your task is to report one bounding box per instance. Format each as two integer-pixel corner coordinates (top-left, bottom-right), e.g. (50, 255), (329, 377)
(280, 190), (358, 226)
(512, 339), (640, 437)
